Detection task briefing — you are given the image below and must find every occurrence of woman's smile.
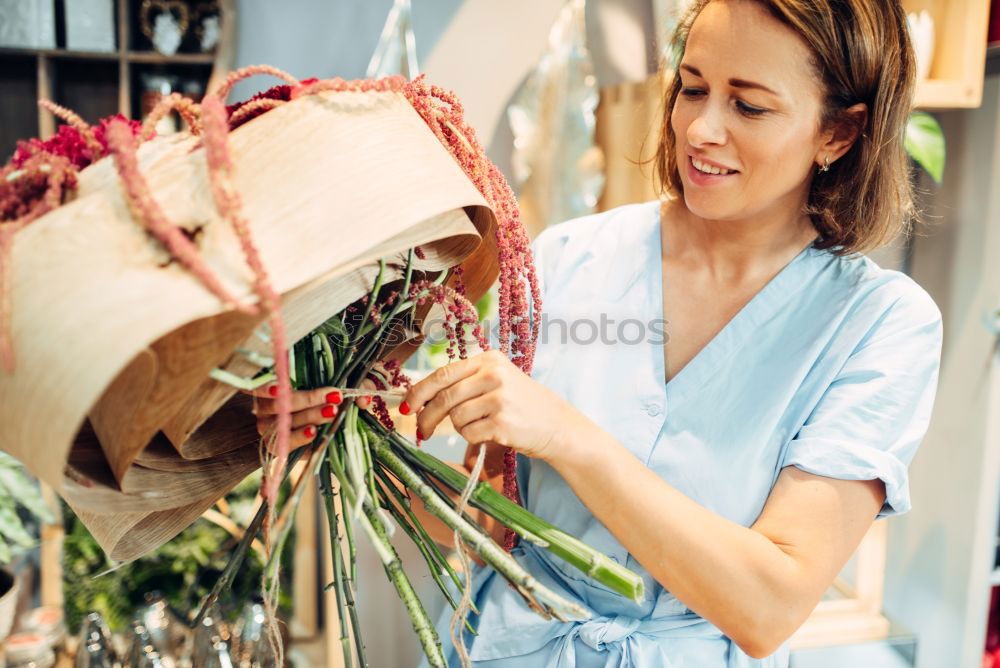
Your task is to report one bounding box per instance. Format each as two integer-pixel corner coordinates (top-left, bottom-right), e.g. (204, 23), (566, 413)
(686, 154), (740, 186)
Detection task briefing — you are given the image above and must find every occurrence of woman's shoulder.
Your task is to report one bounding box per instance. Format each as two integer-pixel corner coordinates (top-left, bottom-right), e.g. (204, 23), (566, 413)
(809, 246), (943, 342)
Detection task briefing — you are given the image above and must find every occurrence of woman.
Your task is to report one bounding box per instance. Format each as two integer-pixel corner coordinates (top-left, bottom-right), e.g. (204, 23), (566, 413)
(253, 0), (944, 664)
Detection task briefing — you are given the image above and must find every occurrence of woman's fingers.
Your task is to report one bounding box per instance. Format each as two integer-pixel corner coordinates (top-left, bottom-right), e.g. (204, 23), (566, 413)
(464, 441), (507, 481)
(256, 403), (339, 437)
(355, 378), (376, 411)
(290, 403), (339, 430)
(416, 375), (494, 440)
(257, 419), (317, 454)
(241, 365), (383, 416)
(247, 384), (343, 415)
(402, 355), (480, 414)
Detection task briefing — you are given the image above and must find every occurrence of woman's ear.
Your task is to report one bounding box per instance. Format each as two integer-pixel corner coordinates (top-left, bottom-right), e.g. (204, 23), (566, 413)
(817, 102), (869, 165)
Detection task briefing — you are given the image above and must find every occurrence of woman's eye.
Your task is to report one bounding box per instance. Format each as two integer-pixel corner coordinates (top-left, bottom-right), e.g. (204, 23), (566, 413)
(680, 88), (767, 118)
(736, 100), (767, 117)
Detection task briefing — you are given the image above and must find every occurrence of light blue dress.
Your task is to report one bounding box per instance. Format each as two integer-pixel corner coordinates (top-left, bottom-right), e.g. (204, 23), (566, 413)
(420, 199), (944, 667)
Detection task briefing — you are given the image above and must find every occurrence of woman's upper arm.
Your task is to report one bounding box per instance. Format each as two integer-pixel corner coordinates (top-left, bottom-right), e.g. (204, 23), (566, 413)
(749, 277), (944, 653)
(750, 465), (885, 645)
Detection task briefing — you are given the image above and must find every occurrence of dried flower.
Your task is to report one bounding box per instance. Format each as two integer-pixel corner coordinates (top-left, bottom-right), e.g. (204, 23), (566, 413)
(2, 64), (542, 553)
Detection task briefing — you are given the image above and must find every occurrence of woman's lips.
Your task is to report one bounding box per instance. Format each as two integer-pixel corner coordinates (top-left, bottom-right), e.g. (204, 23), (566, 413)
(686, 155), (739, 186)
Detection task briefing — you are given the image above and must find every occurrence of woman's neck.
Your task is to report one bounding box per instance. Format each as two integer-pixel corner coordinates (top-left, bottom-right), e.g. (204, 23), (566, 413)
(661, 198), (820, 285)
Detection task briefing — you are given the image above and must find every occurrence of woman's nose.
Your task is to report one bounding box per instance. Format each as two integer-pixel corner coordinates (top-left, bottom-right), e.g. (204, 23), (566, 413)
(686, 104), (728, 147)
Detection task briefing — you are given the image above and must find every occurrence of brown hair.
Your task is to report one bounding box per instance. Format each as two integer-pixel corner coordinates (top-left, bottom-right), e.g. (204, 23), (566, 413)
(653, 0), (919, 257)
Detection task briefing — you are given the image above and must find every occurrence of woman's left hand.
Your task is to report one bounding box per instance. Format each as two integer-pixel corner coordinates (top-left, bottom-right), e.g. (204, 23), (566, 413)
(400, 349), (578, 461)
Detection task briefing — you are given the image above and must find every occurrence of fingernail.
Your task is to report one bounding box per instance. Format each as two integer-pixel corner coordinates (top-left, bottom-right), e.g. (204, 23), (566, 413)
(268, 384), (278, 397)
(325, 390), (342, 404)
(399, 401), (410, 415)
(322, 404), (337, 418)
(304, 425), (316, 438)
(416, 428), (424, 441)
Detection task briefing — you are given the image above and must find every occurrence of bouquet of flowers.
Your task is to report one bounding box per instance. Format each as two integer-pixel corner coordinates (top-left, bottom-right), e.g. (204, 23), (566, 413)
(0, 66), (644, 666)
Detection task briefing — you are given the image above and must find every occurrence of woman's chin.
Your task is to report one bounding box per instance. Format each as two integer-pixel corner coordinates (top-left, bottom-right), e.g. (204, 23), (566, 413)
(682, 195), (735, 222)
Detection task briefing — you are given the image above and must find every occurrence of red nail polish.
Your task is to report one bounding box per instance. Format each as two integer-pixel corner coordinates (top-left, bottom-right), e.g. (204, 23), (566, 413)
(322, 404), (337, 418)
(268, 385), (278, 397)
(304, 425), (316, 438)
(416, 428), (424, 441)
(325, 390), (342, 404)
(399, 401), (410, 415)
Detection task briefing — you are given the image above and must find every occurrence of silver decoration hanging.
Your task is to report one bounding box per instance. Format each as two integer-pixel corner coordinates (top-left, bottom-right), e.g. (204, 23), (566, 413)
(133, 592), (188, 666)
(75, 612), (119, 668)
(191, 610), (233, 668)
(507, 0), (604, 235)
(366, 0), (419, 80)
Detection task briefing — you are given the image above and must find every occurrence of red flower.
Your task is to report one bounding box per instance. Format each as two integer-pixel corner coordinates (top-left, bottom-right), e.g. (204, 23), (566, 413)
(10, 114), (141, 170)
(225, 77), (320, 130)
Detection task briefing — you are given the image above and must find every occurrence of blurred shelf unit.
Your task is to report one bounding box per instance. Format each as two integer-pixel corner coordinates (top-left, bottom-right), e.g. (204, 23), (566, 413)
(905, 0), (994, 109)
(0, 0), (236, 162)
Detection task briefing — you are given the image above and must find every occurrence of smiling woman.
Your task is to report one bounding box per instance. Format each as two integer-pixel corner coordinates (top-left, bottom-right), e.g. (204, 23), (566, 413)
(277, 1), (943, 666)
(655, 0), (917, 257)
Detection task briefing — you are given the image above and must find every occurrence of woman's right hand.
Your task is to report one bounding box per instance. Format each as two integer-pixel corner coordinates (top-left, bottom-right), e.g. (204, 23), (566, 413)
(242, 383), (374, 451)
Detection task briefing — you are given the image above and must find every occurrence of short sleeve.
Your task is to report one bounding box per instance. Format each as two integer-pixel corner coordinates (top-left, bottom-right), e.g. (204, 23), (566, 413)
(780, 282), (944, 520)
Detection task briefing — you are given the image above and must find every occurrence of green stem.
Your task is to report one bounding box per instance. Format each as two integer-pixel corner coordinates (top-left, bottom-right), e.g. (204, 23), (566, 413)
(374, 466), (471, 606)
(320, 460), (355, 668)
(192, 447), (310, 627)
(368, 432), (591, 621)
(264, 441), (330, 581)
(374, 475), (476, 634)
(342, 269), (448, 384)
(363, 413), (645, 603)
(328, 439), (445, 667)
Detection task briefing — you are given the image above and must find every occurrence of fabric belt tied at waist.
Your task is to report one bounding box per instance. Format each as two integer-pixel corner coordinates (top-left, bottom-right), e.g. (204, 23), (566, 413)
(550, 611), (746, 667)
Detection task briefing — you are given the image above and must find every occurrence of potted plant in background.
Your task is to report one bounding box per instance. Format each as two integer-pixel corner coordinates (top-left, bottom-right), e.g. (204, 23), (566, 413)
(0, 452), (55, 644)
(906, 111), (945, 186)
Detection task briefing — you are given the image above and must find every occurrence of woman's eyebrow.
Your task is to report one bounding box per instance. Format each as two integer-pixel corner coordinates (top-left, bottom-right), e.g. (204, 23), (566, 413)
(679, 63), (781, 97)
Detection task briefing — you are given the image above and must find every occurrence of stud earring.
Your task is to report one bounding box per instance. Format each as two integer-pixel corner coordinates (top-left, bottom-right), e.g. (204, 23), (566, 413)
(817, 155), (831, 174)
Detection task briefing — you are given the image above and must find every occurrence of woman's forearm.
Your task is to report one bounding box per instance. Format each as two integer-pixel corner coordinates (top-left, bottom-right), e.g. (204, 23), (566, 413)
(544, 416), (801, 659)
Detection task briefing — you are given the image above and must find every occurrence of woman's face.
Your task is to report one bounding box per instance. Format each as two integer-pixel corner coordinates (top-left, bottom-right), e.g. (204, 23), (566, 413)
(671, 0), (829, 224)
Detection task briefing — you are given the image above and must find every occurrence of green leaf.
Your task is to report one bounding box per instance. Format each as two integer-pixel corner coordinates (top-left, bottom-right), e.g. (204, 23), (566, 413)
(0, 466), (54, 524)
(474, 291), (493, 321)
(0, 452), (23, 469)
(0, 496), (35, 548)
(905, 111), (945, 185)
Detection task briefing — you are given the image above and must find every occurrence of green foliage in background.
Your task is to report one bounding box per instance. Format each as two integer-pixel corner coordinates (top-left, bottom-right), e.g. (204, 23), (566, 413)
(62, 471), (293, 633)
(0, 452), (54, 565)
(905, 111), (945, 185)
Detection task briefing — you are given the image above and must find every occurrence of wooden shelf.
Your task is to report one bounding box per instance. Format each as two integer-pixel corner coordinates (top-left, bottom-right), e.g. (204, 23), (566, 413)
(127, 50), (216, 64)
(0, 0), (236, 161)
(904, 0), (993, 109)
(0, 48), (219, 66)
(0, 47), (119, 61)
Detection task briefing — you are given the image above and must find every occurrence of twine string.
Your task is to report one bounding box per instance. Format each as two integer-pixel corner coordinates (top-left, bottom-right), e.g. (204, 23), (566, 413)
(450, 442), (486, 668)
